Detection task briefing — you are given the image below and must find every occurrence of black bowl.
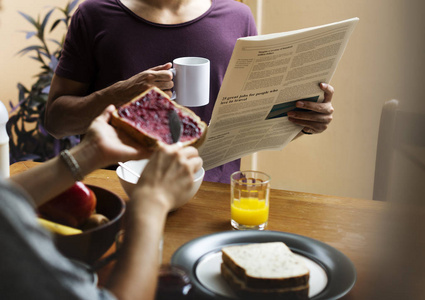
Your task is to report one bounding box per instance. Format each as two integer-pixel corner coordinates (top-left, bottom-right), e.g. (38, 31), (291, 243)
(53, 185), (126, 265)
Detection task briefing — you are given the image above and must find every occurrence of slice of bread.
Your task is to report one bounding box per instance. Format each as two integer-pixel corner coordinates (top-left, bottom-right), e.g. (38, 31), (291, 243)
(221, 263), (309, 300)
(221, 242), (310, 299)
(111, 86), (207, 149)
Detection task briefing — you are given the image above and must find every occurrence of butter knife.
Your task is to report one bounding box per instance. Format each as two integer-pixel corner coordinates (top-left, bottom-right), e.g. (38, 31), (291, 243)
(168, 109), (182, 144)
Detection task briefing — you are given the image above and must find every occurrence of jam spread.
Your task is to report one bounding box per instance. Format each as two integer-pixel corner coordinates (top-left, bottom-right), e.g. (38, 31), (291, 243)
(117, 89), (202, 145)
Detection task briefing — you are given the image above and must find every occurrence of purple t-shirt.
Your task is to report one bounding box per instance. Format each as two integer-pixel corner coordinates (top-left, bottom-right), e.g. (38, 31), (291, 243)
(56, 0), (258, 183)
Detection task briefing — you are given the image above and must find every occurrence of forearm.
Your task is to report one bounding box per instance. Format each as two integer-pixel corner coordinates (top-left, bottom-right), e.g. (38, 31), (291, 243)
(46, 65), (173, 138)
(8, 156), (75, 206)
(107, 193), (169, 300)
(8, 141), (101, 207)
(45, 94), (104, 138)
(45, 80), (143, 139)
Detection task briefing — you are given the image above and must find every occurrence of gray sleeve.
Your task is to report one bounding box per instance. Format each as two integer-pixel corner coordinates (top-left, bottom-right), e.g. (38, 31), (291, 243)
(98, 288), (118, 300)
(0, 180), (117, 300)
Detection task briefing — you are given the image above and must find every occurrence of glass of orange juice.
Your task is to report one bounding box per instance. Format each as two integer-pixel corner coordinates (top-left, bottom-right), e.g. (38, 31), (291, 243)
(230, 171), (271, 230)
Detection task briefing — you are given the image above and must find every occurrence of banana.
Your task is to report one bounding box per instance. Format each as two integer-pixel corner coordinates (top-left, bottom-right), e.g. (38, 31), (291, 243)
(38, 218), (82, 235)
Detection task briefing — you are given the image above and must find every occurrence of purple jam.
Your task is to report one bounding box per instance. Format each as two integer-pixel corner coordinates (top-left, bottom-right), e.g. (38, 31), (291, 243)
(117, 89), (202, 144)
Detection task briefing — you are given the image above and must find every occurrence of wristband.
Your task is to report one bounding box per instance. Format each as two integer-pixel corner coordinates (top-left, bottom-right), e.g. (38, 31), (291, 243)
(60, 149), (84, 181)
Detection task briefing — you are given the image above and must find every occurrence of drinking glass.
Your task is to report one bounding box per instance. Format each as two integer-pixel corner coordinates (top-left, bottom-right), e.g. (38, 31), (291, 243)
(230, 170), (271, 230)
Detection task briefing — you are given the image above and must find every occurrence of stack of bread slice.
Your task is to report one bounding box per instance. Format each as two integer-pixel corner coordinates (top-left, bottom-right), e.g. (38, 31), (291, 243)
(221, 242), (310, 299)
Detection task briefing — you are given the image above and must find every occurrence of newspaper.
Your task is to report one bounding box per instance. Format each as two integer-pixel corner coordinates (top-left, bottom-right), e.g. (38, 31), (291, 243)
(198, 18), (359, 171)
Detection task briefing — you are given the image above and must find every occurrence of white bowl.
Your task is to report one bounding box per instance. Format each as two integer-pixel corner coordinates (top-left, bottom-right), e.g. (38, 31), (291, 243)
(116, 159), (205, 209)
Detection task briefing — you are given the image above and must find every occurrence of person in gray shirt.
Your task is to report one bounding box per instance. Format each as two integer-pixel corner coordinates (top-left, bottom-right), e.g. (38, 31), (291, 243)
(0, 105), (202, 300)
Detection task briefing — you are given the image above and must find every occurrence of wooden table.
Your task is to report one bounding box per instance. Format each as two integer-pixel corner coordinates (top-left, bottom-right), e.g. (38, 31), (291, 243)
(10, 161), (388, 299)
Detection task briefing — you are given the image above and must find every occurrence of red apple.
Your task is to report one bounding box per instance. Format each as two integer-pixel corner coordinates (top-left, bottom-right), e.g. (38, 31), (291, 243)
(38, 182), (97, 228)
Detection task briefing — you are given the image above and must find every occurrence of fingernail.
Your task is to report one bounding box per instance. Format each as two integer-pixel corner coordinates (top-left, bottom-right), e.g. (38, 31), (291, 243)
(297, 101), (304, 107)
(320, 82), (328, 88)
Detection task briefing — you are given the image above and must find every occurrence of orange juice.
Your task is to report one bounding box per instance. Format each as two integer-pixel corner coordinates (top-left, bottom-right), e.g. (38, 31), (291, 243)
(231, 197), (269, 226)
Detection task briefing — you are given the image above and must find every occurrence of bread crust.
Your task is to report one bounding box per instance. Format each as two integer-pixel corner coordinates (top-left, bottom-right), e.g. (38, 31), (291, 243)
(111, 87), (207, 149)
(221, 263), (310, 300)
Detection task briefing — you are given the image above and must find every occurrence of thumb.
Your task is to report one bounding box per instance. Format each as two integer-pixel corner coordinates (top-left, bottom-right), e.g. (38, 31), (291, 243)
(97, 104), (116, 123)
(150, 62), (172, 71)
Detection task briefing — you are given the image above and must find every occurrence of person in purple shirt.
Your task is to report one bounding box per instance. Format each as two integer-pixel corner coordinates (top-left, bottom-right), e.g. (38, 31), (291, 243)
(45, 0), (335, 183)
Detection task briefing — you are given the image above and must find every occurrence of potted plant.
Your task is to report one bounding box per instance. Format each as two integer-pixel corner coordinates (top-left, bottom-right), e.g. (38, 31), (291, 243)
(7, 0), (80, 163)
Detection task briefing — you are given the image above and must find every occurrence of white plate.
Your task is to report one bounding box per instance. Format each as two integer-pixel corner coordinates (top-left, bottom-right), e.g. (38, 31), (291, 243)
(195, 251), (327, 299)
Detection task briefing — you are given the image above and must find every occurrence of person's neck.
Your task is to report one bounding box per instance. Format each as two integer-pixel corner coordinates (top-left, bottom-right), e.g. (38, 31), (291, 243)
(134, 0), (191, 9)
(120, 0), (212, 24)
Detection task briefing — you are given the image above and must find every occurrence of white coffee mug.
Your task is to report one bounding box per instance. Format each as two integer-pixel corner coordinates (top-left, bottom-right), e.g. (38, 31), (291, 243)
(170, 57), (210, 107)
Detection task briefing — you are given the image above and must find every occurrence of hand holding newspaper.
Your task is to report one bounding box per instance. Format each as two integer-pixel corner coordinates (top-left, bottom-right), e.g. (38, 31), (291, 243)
(198, 18), (359, 171)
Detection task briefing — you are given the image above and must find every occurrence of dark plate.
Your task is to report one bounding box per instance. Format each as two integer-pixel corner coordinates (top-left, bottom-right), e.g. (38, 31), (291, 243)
(171, 230), (356, 300)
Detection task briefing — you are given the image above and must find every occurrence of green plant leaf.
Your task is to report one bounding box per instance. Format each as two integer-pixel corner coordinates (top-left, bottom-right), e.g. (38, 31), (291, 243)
(42, 85), (51, 94)
(67, 0), (80, 14)
(16, 45), (44, 57)
(49, 55), (59, 71)
(29, 56), (41, 62)
(17, 83), (29, 93)
(11, 1), (80, 164)
(48, 38), (62, 48)
(40, 8), (55, 40)
(38, 51), (51, 60)
(25, 117), (39, 123)
(50, 19), (62, 32)
(41, 8), (55, 31)
(18, 11), (38, 28)
(22, 31), (37, 39)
